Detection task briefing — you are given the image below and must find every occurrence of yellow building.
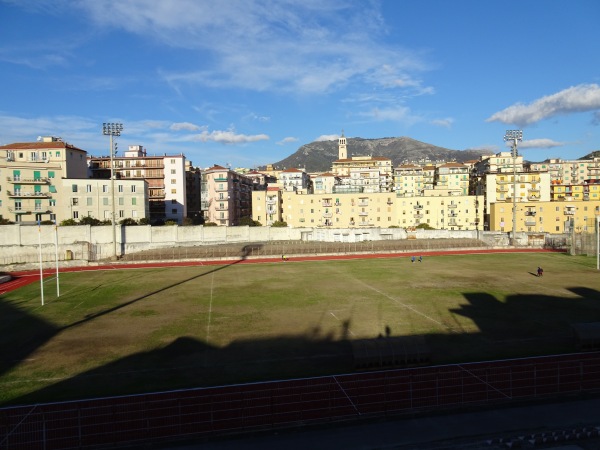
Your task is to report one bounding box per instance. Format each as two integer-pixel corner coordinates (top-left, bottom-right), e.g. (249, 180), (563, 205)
(252, 187), (484, 230)
(488, 200), (600, 234)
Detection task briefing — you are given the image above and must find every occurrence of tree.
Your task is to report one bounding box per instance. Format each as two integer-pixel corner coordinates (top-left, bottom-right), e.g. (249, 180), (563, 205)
(60, 219), (78, 226)
(139, 217), (150, 225)
(164, 220), (178, 226)
(237, 216), (261, 227)
(203, 222), (218, 227)
(0, 218), (14, 225)
(182, 217), (194, 226)
(119, 218), (138, 226)
(415, 223), (435, 230)
(271, 220), (288, 227)
(79, 216), (102, 226)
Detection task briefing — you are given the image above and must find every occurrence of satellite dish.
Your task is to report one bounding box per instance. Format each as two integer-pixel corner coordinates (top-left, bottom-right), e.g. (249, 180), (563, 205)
(37, 136), (42, 141)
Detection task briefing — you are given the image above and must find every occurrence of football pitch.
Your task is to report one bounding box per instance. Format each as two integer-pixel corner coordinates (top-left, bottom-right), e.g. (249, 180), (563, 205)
(1, 251), (600, 406)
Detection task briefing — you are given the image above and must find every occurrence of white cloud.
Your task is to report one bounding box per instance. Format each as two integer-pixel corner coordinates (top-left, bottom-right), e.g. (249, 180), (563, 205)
(514, 139), (565, 149)
(360, 106), (422, 125)
(170, 122), (203, 131)
(487, 84), (600, 127)
(315, 134), (339, 142)
(190, 129), (269, 144)
(431, 118), (454, 128)
(277, 137), (299, 145)
(74, 1), (430, 96)
(245, 113), (271, 123)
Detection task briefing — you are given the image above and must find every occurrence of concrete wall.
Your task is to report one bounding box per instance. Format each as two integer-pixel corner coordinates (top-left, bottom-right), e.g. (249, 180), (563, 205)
(0, 224), (553, 268)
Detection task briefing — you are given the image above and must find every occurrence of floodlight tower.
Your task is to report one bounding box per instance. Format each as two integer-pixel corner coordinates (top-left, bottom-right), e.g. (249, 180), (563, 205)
(102, 122), (123, 260)
(504, 130), (523, 247)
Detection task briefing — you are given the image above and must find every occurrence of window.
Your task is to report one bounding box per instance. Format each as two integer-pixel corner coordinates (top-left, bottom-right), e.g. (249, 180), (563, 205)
(86, 184), (92, 193)
(103, 185), (108, 193)
(87, 197), (93, 206)
(171, 159), (176, 164)
(48, 171), (55, 179)
(118, 185), (124, 193)
(131, 185), (136, 193)
(171, 199), (177, 204)
(171, 169), (176, 174)
(132, 198), (137, 205)
(119, 210), (124, 218)
(73, 211), (79, 219)
(132, 210), (138, 217)
(72, 184), (78, 192)
(172, 208), (177, 214)
(72, 198), (79, 206)
(119, 198), (124, 206)
(103, 198), (109, 206)
(171, 189), (176, 194)
(171, 179), (176, 184)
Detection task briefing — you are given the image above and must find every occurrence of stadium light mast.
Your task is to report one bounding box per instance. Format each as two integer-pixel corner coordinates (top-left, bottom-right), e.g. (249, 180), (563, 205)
(102, 122), (123, 260)
(504, 130), (523, 247)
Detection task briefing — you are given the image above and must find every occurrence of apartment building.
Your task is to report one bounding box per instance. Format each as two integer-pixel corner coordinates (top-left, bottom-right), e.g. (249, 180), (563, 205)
(434, 162), (470, 195)
(394, 164), (424, 196)
(59, 178), (148, 222)
(479, 171), (551, 213)
(489, 200), (600, 234)
(530, 155), (600, 184)
(252, 186), (283, 225)
(88, 145), (187, 224)
(202, 165), (253, 225)
(1, 137), (89, 223)
(279, 168), (311, 192)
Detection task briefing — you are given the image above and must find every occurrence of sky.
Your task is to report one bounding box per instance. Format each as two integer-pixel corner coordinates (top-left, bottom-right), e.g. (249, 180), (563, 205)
(1, 0), (600, 169)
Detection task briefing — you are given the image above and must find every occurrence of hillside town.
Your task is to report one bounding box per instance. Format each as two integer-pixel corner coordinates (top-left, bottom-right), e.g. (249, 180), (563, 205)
(1, 133), (600, 236)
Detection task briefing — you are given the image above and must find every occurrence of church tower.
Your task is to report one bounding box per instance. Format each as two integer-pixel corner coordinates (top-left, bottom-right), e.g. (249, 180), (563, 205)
(338, 130), (347, 160)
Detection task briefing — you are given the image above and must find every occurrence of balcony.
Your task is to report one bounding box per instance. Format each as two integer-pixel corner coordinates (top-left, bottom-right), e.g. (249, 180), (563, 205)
(215, 205), (229, 211)
(266, 208), (278, 215)
(358, 211), (368, 216)
(266, 198), (278, 204)
(358, 201), (369, 207)
(6, 176), (49, 184)
(413, 204), (423, 210)
(564, 209), (576, 215)
(448, 204), (458, 209)
(322, 212), (332, 218)
(8, 207), (31, 214)
(215, 185), (229, 192)
(322, 201), (332, 207)
(414, 213), (423, 219)
(525, 220), (536, 226)
(7, 191), (51, 198)
(525, 210), (536, 216)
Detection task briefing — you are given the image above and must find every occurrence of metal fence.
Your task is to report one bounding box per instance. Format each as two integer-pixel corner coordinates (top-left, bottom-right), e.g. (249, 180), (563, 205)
(119, 238), (489, 262)
(2, 352), (599, 450)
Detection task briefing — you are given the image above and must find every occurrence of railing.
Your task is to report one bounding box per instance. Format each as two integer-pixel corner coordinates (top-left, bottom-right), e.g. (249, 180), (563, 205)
(6, 177), (49, 184)
(7, 191), (51, 198)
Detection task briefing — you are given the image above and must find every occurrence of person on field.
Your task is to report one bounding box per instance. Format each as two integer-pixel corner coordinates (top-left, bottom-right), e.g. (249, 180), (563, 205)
(411, 256), (415, 263)
(418, 255), (423, 263)
(282, 254), (289, 262)
(537, 267), (543, 277)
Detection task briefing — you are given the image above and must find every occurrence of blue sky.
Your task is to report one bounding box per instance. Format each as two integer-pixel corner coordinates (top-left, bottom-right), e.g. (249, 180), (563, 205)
(1, 0), (600, 169)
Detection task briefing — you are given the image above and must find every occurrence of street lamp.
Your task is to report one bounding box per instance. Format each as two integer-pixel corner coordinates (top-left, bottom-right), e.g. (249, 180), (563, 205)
(102, 122), (123, 260)
(504, 130), (523, 247)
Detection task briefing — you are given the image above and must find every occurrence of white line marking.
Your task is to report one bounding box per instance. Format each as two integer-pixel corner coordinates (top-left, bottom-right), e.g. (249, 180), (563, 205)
(333, 375), (360, 415)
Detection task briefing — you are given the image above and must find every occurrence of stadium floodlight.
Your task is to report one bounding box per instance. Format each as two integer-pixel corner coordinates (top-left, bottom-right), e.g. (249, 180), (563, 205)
(504, 130), (523, 247)
(102, 123), (124, 260)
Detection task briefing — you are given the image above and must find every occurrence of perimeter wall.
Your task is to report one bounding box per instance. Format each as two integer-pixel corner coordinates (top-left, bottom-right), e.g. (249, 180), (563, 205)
(0, 224), (565, 267)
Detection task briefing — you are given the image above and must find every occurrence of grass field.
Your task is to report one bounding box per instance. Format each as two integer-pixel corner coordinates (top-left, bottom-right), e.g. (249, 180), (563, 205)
(1, 251), (600, 407)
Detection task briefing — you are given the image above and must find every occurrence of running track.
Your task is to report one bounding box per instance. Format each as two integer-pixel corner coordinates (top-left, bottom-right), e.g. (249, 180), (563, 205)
(0, 248), (559, 295)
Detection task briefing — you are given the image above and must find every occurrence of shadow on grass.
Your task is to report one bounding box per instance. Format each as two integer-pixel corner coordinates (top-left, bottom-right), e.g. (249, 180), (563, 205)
(2, 264), (600, 407)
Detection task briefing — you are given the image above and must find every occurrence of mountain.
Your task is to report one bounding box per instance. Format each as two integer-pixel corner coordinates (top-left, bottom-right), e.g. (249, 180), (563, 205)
(269, 137), (493, 173)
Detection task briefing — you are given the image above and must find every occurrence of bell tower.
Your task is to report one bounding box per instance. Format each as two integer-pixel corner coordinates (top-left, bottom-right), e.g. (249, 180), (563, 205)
(338, 130), (347, 160)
